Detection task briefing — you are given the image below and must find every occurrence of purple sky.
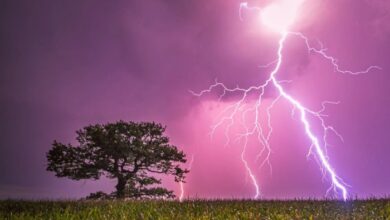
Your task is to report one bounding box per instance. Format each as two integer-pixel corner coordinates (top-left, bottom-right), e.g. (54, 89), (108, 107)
(0, 0), (389, 199)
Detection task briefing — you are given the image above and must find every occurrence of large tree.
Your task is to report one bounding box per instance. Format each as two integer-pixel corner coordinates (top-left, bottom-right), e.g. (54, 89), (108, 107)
(47, 121), (188, 199)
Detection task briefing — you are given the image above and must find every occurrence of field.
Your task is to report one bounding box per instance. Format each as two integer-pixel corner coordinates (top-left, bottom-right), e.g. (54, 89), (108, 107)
(1, 199), (389, 219)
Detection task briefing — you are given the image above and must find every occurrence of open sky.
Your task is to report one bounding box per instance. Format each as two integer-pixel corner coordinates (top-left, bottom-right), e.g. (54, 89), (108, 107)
(1, 0), (389, 199)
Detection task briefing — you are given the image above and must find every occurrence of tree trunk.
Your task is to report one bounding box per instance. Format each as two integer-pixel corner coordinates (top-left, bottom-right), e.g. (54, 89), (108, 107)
(116, 177), (126, 198)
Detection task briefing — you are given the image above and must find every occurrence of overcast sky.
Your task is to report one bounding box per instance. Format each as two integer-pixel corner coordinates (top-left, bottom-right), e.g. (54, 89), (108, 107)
(0, 0), (389, 199)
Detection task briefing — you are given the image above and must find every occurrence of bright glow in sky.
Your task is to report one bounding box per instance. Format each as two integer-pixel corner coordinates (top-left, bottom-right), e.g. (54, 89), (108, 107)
(260, 0), (305, 33)
(1, 0), (389, 200)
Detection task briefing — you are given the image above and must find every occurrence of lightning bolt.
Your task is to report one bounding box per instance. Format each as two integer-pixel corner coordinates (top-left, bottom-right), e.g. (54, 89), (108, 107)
(179, 155), (195, 202)
(190, 1), (380, 201)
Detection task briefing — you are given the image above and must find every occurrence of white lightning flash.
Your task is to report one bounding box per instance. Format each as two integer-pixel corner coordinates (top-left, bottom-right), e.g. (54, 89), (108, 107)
(191, 1), (380, 201)
(179, 155), (195, 202)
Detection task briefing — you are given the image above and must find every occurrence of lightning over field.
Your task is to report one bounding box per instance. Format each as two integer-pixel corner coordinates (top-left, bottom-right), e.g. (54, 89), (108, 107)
(1, 0), (389, 203)
(179, 155), (195, 202)
(191, 0), (381, 201)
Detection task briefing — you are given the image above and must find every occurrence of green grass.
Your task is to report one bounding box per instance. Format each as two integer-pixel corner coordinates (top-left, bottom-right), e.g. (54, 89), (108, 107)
(1, 199), (389, 219)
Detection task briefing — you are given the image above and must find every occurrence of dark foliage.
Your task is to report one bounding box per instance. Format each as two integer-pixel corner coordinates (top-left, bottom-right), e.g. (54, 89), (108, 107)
(85, 191), (112, 200)
(47, 121), (188, 199)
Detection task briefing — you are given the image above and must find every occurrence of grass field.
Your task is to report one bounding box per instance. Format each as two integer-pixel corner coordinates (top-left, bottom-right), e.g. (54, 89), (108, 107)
(1, 199), (389, 219)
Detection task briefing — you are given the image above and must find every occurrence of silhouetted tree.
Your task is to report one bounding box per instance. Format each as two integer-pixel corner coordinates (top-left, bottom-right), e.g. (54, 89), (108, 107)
(47, 121), (187, 199)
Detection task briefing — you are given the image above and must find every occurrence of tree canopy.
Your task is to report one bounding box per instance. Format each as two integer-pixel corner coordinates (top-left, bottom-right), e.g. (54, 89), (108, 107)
(47, 121), (188, 199)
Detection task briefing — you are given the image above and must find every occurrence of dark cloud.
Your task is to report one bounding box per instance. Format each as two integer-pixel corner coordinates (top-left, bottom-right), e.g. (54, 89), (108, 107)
(0, 0), (389, 199)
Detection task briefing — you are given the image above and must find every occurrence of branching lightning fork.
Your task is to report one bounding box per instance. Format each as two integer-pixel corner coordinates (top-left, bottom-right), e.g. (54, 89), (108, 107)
(190, 1), (380, 201)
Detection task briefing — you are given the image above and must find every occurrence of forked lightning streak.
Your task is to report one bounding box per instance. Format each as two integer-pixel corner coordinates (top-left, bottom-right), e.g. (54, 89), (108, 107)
(190, 1), (380, 201)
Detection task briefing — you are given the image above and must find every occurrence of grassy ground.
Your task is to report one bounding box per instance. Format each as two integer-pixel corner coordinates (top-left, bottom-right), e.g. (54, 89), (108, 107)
(0, 199), (389, 219)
